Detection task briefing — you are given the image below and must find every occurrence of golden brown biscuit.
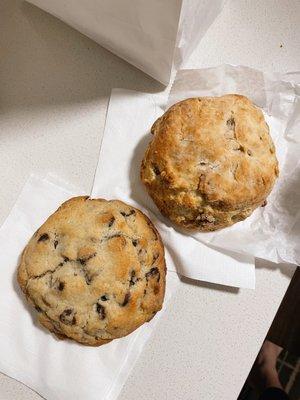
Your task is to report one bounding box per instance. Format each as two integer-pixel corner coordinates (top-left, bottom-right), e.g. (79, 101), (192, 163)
(18, 197), (166, 346)
(141, 95), (278, 231)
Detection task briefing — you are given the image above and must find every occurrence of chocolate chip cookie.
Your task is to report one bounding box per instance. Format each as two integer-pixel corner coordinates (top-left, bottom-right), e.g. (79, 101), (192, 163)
(141, 95), (278, 231)
(18, 197), (166, 346)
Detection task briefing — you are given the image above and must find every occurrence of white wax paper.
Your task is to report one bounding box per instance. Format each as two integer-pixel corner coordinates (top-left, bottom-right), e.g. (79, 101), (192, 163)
(168, 65), (300, 265)
(91, 89), (255, 289)
(0, 174), (179, 400)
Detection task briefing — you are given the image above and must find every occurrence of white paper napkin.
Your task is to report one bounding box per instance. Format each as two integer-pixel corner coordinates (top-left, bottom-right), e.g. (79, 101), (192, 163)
(0, 174), (179, 400)
(168, 65), (300, 266)
(91, 89), (255, 289)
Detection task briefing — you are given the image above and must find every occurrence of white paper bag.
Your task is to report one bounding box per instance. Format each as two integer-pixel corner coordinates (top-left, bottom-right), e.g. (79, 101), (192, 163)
(26, 0), (225, 84)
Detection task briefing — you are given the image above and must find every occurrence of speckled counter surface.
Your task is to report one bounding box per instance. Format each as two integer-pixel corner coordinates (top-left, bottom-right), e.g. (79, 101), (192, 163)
(0, 0), (299, 399)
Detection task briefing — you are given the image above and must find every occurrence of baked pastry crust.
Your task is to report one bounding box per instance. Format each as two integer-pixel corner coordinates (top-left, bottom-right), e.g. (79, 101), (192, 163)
(141, 95), (279, 231)
(18, 197), (166, 346)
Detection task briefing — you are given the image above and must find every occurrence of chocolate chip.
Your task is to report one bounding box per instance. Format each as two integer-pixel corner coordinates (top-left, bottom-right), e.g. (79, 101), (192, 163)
(77, 252), (96, 265)
(145, 267), (160, 282)
(226, 117), (235, 130)
(59, 308), (76, 325)
(132, 239), (138, 247)
(121, 292), (131, 307)
(54, 240), (58, 249)
(101, 295), (109, 301)
(58, 282), (65, 291)
(153, 165), (161, 175)
(129, 270), (138, 286)
(120, 210), (136, 217)
(96, 303), (106, 320)
(38, 233), (49, 242)
(261, 200), (267, 207)
(108, 217), (115, 227)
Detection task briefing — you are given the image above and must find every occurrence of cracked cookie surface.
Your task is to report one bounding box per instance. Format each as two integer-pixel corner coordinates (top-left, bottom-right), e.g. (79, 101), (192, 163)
(18, 196), (166, 346)
(141, 94), (279, 231)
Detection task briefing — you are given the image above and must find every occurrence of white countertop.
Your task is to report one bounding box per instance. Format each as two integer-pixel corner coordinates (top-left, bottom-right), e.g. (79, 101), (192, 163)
(0, 0), (299, 399)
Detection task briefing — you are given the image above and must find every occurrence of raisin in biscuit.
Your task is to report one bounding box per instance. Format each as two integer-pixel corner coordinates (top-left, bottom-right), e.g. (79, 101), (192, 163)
(18, 197), (166, 346)
(141, 94), (279, 231)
